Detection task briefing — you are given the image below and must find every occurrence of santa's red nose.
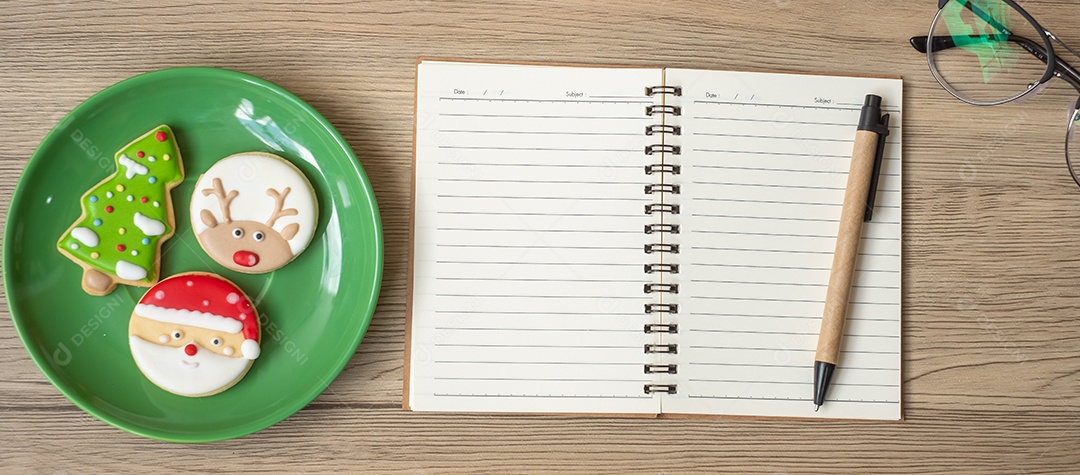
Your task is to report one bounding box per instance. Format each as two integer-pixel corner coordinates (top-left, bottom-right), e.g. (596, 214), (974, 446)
(233, 250), (260, 267)
(184, 344), (197, 356)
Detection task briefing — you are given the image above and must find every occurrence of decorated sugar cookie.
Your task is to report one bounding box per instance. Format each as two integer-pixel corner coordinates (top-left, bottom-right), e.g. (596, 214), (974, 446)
(190, 152), (318, 273)
(57, 125), (184, 296)
(128, 273), (261, 397)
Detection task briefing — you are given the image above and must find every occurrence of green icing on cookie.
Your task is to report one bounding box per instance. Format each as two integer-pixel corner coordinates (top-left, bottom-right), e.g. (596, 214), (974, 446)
(57, 125), (184, 291)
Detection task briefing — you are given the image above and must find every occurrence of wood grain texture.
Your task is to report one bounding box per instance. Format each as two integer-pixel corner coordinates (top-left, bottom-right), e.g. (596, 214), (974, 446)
(3, 0), (1080, 473)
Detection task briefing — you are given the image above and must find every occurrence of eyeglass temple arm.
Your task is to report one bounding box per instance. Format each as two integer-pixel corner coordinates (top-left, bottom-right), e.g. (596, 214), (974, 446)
(909, 35), (1080, 94)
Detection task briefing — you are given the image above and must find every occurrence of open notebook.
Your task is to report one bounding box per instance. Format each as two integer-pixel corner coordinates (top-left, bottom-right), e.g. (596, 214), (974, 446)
(406, 59), (902, 420)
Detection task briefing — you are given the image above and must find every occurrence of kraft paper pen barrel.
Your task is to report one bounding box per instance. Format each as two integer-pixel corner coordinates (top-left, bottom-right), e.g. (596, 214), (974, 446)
(813, 94), (889, 411)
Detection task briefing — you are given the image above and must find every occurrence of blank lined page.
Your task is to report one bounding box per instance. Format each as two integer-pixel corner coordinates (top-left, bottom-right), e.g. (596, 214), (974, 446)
(661, 69), (902, 420)
(409, 61), (662, 414)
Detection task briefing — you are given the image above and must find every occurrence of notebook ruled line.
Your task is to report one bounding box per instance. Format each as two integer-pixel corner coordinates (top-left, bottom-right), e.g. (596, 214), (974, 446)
(439, 113), (649, 120)
(435, 245), (642, 251)
(434, 310), (646, 316)
(437, 178), (644, 185)
(434, 294), (649, 300)
(438, 162), (641, 168)
(437, 146), (641, 152)
(688, 247), (900, 257)
(683, 347), (896, 355)
(434, 394), (652, 400)
(691, 99), (901, 114)
(436, 211), (644, 218)
(692, 115), (901, 130)
(436, 228), (641, 234)
(685, 396), (899, 404)
(437, 194), (650, 202)
(689, 229), (900, 241)
(690, 132), (900, 146)
(434, 327), (643, 333)
(439, 96), (652, 104)
(689, 197), (901, 210)
(691, 164), (901, 178)
(438, 130), (642, 137)
(692, 149), (901, 162)
(435, 277), (646, 283)
(686, 313), (897, 322)
(688, 279), (899, 290)
(686, 379), (899, 387)
(434, 344), (643, 349)
(434, 377), (653, 383)
(686, 329), (899, 339)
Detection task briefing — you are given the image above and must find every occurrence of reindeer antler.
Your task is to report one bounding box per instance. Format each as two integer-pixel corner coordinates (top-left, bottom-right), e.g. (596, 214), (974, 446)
(202, 177), (238, 224)
(265, 187), (299, 227)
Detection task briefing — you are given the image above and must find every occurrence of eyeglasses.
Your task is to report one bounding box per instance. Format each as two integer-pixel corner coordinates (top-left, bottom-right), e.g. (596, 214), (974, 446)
(909, 0), (1080, 188)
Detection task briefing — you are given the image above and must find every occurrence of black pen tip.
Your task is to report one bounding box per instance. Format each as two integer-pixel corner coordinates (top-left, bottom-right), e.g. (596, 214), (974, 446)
(814, 405), (820, 413)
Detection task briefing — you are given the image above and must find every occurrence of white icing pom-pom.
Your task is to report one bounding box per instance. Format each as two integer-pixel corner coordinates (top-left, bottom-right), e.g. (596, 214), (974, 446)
(241, 339), (260, 360)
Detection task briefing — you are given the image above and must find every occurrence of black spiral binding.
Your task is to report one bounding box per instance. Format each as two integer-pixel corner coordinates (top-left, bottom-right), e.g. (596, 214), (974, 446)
(645, 203), (679, 215)
(645, 164), (681, 175)
(645, 124), (681, 136)
(645, 85), (682, 96)
(644, 384), (677, 395)
(644, 364), (678, 374)
(644, 304), (678, 314)
(644, 283), (679, 294)
(644, 83), (681, 394)
(644, 184), (679, 194)
(645, 105), (681, 116)
(644, 323), (678, 333)
(644, 243), (679, 254)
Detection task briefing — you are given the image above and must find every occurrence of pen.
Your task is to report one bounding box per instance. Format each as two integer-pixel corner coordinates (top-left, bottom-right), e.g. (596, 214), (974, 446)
(813, 94), (890, 411)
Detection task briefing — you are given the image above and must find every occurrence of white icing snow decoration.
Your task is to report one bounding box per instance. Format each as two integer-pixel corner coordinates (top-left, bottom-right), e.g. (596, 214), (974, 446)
(133, 212), (166, 236)
(118, 154), (149, 179)
(70, 227), (99, 247)
(116, 260), (147, 280)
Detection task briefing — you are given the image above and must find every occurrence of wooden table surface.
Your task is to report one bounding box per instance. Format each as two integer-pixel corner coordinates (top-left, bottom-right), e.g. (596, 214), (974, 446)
(3, 0), (1080, 473)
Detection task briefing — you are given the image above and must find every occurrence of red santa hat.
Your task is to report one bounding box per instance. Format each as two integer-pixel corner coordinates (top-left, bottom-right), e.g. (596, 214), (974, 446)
(135, 273), (260, 359)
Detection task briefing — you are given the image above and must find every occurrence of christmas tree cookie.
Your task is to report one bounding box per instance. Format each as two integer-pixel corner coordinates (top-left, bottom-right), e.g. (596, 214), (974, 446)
(57, 125), (184, 296)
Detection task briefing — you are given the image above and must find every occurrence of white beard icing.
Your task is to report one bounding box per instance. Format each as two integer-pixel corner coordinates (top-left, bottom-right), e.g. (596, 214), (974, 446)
(129, 336), (251, 396)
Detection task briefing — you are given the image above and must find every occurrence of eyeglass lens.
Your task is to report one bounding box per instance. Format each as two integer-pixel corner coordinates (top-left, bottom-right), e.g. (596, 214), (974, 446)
(928, 0), (1052, 104)
(1065, 100), (1080, 187)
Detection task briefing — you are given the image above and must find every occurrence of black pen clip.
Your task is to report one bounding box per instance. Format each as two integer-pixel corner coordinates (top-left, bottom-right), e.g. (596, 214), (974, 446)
(859, 96), (890, 222)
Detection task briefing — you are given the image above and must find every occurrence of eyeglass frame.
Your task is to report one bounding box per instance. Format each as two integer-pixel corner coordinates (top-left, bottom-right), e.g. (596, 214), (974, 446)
(909, 0), (1080, 186)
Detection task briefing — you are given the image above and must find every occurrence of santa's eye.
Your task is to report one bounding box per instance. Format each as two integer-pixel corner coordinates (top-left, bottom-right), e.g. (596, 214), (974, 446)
(211, 337), (222, 346)
(232, 228), (244, 238)
(172, 330), (183, 339)
(253, 231), (265, 242)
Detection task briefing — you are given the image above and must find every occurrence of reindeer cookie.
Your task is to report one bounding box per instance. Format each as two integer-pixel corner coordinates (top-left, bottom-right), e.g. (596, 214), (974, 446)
(190, 152), (318, 273)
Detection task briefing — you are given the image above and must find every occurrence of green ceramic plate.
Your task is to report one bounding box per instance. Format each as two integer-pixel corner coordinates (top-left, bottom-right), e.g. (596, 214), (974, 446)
(3, 68), (382, 442)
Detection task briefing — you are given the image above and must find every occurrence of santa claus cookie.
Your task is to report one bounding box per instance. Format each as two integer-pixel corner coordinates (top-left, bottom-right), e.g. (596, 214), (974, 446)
(128, 273), (261, 397)
(190, 152), (318, 273)
(57, 125), (184, 295)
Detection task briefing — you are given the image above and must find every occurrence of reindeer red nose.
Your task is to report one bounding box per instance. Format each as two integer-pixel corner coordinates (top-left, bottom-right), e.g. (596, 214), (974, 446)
(233, 250), (260, 267)
(184, 344), (197, 356)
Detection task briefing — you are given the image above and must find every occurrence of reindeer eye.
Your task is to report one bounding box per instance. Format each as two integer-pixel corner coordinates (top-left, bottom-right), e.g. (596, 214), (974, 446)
(211, 337), (222, 346)
(231, 228), (243, 238)
(172, 330), (183, 339)
(253, 231), (265, 242)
